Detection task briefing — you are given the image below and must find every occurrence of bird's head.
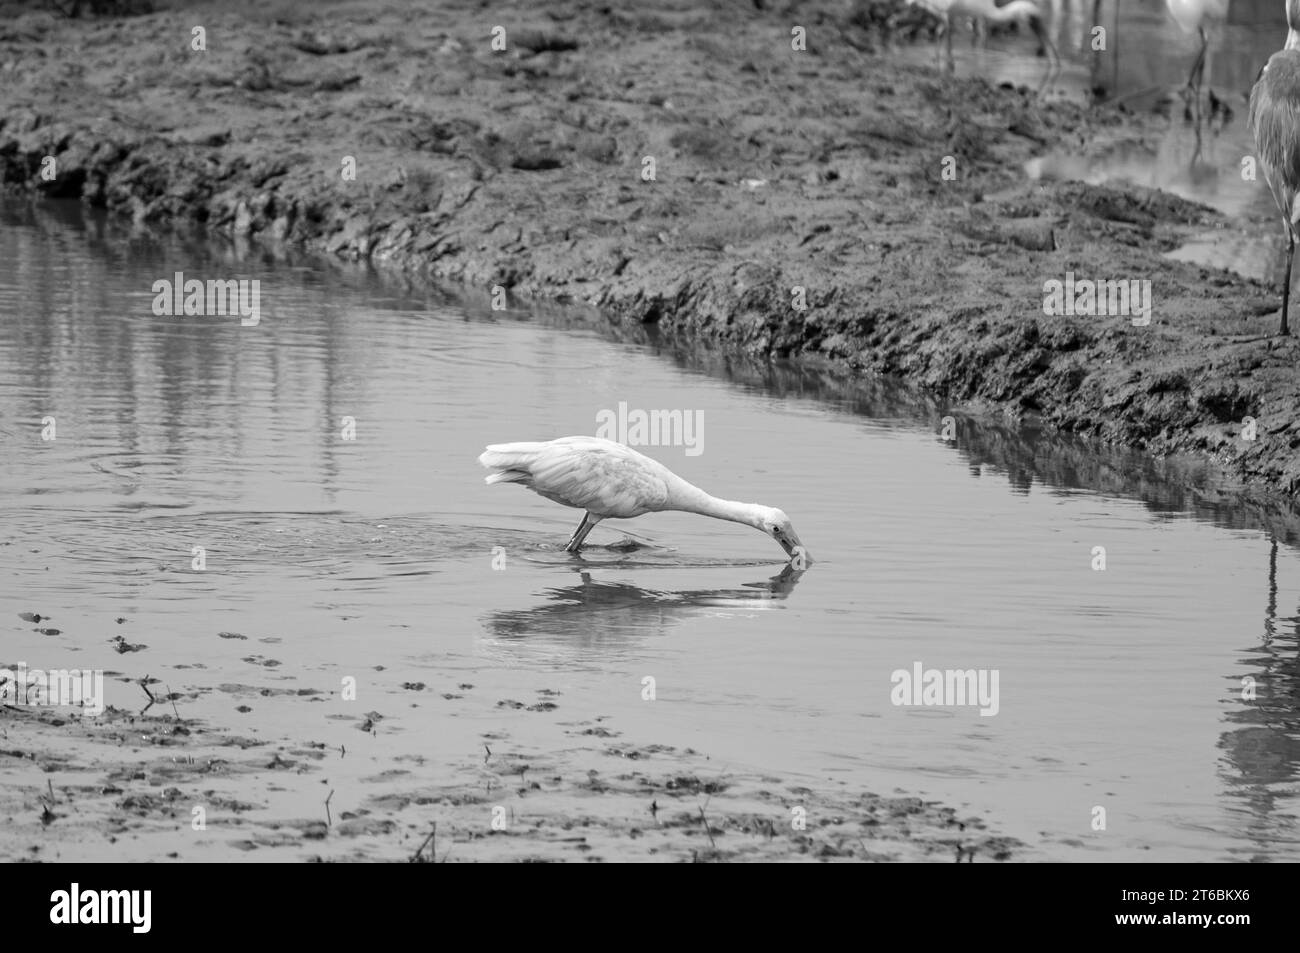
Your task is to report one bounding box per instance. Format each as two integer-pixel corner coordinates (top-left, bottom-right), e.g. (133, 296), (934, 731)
(755, 506), (810, 566)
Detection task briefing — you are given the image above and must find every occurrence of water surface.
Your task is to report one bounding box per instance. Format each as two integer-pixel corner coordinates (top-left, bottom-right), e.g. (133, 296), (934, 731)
(2, 200), (1299, 860)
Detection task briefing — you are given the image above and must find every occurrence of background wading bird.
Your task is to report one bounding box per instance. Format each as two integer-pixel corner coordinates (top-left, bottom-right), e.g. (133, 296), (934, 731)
(907, 0), (1060, 78)
(478, 436), (809, 561)
(1166, 0), (1229, 121)
(1248, 0), (1300, 336)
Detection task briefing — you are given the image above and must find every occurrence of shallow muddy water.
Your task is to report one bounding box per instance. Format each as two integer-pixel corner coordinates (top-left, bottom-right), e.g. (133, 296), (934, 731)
(2, 199), (1299, 861)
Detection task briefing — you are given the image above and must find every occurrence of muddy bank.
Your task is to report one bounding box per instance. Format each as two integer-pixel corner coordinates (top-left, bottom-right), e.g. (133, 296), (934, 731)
(3, 0), (1299, 498)
(0, 673), (1019, 862)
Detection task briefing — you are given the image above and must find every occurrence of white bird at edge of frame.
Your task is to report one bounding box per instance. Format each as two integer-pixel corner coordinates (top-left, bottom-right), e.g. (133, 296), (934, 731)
(906, 0), (1061, 78)
(478, 436), (810, 563)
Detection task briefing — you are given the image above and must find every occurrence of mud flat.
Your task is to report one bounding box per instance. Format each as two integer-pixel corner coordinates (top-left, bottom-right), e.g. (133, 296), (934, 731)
(0, 663), (1023, 862)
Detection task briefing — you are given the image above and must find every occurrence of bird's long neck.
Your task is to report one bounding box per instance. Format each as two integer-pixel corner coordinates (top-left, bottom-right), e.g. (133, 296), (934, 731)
(667, 481), (760, 528)
(1289, 0), (1300, 51)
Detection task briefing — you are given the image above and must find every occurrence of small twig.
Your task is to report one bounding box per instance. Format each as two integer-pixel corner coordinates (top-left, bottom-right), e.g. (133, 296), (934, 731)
(139, 677), (155, 712)
(165, 684), (181, 720)
(697, 805), (716, 849)
(324, 789), (334, 827)
(411, 822), (437, 863)
(39, 778), (57, 823)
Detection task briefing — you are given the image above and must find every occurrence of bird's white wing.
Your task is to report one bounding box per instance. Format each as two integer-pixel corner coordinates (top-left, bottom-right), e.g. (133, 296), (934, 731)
(527, 438), (670, 518)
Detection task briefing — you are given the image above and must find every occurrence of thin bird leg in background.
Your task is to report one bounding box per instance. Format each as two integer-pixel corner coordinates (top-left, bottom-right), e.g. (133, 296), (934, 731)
(1188, 30), (1207, 90)
(564, 512), (597, 552)
(1191, 46), (1205, 169)
(1188, 27), (1208, 128)
(1282, 228), (1295, 336)
(1112, 0), (1119, 93)
(1030, 20), (1059, 96)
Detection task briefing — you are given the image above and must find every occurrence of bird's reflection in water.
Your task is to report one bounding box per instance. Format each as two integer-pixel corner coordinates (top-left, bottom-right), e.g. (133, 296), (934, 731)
(481, 564), (805, 654)
(1216, 535), (1300, 859)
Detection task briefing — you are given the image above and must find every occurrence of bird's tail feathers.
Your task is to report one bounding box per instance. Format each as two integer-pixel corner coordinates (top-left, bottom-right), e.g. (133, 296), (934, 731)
(479, 443), (547, 485)
(484, 469), (531, 486)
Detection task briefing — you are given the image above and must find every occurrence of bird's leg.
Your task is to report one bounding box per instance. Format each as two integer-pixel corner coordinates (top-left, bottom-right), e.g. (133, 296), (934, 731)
(1188, 27), (1207, 128)
(1187, 28), (1207, 93)
(945, 12), (955, 73)
(563, 513), (590, 552)
(1282, 229), (1295, 337)
(563, 512), (598, 553)
(1028, 16), (1059, 97)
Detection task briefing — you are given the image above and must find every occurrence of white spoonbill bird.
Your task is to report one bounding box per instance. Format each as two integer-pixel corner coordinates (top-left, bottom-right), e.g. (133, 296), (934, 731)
(479, 436), (809, 561)
(1248, 0), (1300, 336)
(908, 0), (1059, 74)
